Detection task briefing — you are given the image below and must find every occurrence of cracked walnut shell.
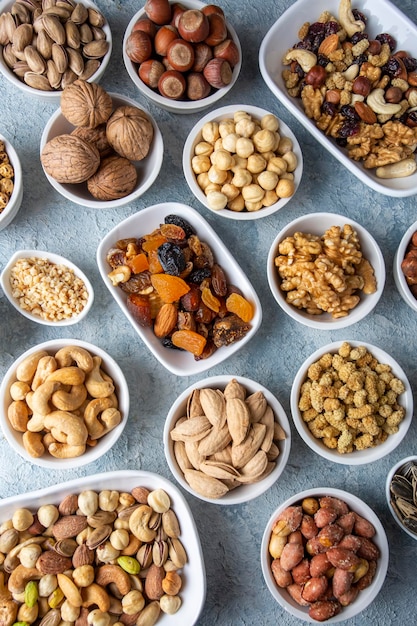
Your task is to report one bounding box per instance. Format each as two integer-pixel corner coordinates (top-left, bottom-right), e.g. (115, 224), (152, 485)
(41, 135), (100, 184)
(87, 154), (138, 200)
(60, 79), (113, 129)
(106, 106), (154, 161)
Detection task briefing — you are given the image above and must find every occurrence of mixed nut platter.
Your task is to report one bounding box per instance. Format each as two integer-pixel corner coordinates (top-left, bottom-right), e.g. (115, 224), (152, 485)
(1, 0), (417, 624)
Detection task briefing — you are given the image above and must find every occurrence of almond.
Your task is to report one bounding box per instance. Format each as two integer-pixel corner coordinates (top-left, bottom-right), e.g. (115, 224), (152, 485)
(153, 303), (178, 338)
(36, 550), (73, 574)
(52, 514), (88, 540)
(144, 563), (165, 600)
(72, 544), (95, 568)
(318, 33), (339, 56)
(354, 101), (377, 124)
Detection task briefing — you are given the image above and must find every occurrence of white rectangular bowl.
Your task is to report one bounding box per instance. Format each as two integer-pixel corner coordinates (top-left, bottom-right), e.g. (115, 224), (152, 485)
(259, 0), (417, 197)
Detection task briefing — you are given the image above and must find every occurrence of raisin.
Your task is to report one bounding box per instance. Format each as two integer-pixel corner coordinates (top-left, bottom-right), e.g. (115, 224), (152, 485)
(201, 286), (221, 313)
(147, 249), (163, 274)
(324, 21), (339, 36)
(350, 32), (368, 45)
(194, 302), (216, 324)
(126, 294), (152, 327)
(382, 57), (403, 78)
(120, 271), (152, 294)
(226, 293), (254, 322)
(171, 329), (207, 356)
(338, 121), (360, 138)
(161, 336), (183, 350)
(142, 233), (167, 252)
(150, 273), (190, 303)
(322, 102), (337, 117)
(180, 284), (201, 311)
(157, 242), (186, 276)
(211, 263), (227, 296)
(375, 32), (396, 51)
(195, 339), (217, 360)
(164, 214), (196, 238)
(403, 56), (417, 72)
(340, 105), (359, 121)
(188, 268), (212, 284)
(160, 223), (186, 241)
(116, 238), (140, 250)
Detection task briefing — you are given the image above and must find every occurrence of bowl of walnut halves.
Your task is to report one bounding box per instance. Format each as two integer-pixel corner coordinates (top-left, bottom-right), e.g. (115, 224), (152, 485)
(393, 218), (417, 313)
(0, 470), (206, 625)
(259, 0), (417, 197)
(40, 80), (163, 208)
(267, 212), (385, 330)
(290, 340), (413, 465)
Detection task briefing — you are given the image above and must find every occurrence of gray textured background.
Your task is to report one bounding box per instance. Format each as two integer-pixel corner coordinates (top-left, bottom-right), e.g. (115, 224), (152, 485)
(1, 0), (417, 624)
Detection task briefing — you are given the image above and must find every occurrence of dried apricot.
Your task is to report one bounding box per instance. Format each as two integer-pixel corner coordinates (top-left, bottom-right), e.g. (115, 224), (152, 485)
(142, 233), (167, 252)
(171, 329), (207, 356)
(126, 252), (149, 274)
(147, 249), (164, 274)
(226, 293), (254, 322)
(126, 293), (152, 327)
(151, 273), (190, 303)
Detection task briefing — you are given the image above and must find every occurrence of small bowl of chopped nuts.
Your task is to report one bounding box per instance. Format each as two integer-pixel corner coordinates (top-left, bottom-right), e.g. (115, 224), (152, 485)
(0, 249), (94, 326)
(123, 0), (242, 114)
(290, 340), (413, 465)
(261, 487), (389, 622)
(183, 104), (303, 219)
(0, 133), (23, 231)
(393, 219), (417, 314)
(0, 338), (129, 469)
(267, 212), (385, 329)
(0, 0), (112, 102)
(164, 375), (291, 505)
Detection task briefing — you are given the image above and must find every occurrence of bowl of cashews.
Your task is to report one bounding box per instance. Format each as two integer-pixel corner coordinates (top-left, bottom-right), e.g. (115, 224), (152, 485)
(0, 338), (129, 469)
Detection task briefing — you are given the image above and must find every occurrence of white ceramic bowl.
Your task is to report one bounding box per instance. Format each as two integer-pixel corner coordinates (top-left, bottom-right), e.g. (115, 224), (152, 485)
(259, 0), (417, 197)
(0, 470), (206, 625)
(182, 104), (303, 220)
(386, 455), (417, 541)
(97, 202), (262, 376)
(290, 340), (413, 465)
(267, 212), (385, 330)
(0, 339), (129, 469)
(163, 375), (291, 505)
(0, 249), (94, 326)
(40, 93), (163, 208)
(0, 133), (23, 231)
(261, 487), (389, 623)
(393, 220), (417, 313)
(0, 0), (112, 103)
(122, 0), (242, 114)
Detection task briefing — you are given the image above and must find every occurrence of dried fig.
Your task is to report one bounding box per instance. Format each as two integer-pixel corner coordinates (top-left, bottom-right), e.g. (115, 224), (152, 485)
(60, 79), (113, 128)
(87, 154), (137, 200)
(41, 134), (100, 184)
(106, 105), (154, 161)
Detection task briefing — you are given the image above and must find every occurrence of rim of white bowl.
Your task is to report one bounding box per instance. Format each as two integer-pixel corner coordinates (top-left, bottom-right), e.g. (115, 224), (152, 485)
(393, 220), (417, 313)
(182, 104), (303, 219)
(0, 133), (23, 228)
(386, 455), (417, 541)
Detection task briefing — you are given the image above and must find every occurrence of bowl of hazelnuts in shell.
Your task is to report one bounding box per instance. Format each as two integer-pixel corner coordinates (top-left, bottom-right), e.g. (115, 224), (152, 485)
(123, 0), (242, 114)
(40, 79), (164, 208)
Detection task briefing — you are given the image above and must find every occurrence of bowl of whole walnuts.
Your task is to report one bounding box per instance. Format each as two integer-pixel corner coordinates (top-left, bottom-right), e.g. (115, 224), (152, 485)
(40, 80), (164, 208)
(123, 0), (242, 114)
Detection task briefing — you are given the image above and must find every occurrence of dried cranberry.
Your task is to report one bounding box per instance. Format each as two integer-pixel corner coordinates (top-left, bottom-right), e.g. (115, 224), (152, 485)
(403, 56), (417, 72)
(350, 32), (368, 45)
(324, 21), (339, 36)
(188, 268), (211, 284)
(164, 214), (195, 238)
(340, 104), (359, 121)
(322, 102), (337, 116)
(352, 9), (367, 25)
(308, 22), (326, 36)
(376, 33), (396, 51)
(338, 121), (360, 138)
(157, 242), (186, 276)
(382, 57), (403, 77)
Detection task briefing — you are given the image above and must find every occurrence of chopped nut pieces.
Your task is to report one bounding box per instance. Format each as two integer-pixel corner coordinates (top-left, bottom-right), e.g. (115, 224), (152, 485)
(298, 342), (406, 454)
(9, 257), (88, 322)
(274, 224), (377, 318)
(0, 140), (15, 213)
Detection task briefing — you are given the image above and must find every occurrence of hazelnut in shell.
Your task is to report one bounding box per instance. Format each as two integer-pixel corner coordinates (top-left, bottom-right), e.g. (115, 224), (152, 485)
(60, 80), (113, 129)
(204, 13), (227, 47)
(144, 0), (172, 25)
(138, 59), (165, 89)
(87, 154), (138, 200)
(41, 134), (100, 184)
(106, 106), (154, 161)
(166, 39), (195, 72)
(203, 58), (232, 89)
(125, 30), (153, 64)
(154, 25), (178, 56)
(178, 9), (209, 43)
(187, 72), (211, 101)
(158, 70), (186, 99)
(214, 39), (239, 67)
(132, 17), (157, 38)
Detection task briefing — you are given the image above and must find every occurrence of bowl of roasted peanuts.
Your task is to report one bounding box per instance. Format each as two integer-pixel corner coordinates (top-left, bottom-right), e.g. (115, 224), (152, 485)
(261, 487), (389, 622)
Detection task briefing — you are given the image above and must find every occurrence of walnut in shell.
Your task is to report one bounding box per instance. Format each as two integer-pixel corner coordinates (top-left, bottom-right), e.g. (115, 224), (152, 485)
(41, 134), (100, 184)
(106, 105), (154, 161)
(60, 79), (113, 128)
(87, 154), (137, 200)
(71, 124), (112, 157)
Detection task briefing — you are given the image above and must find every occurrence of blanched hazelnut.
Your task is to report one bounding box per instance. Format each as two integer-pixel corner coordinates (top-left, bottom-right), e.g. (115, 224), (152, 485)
(232, 167), (252, 187)
(276, 178), (295, 198)
(221, 182), (240, 200)
(211, 149), (234, 170)
(242, 183), (264, 203)
(262, 189), (279, 206)
(245, 199), (263, 212)
(201, 121), (219, 143)
(247, 153), (267, 174)
(228, 193), (245, 211)
(222, 132), (239, 152)
(277, 136), (293, 155)
(194, 141), (214, 157)
(205, 181), (222, 194)
(261, 113), (279, 132)
(267, 156), (287, 175)
(192, 154), (211, 174)
(235, 136), (254, 158)
(282, 151), (297, 172)
(218, 118), (235, 138)
(257, 170), (278, 190)
(231, 155), (248, 171)
(235, 117), (256, 137)
(253, 129), (278, 153)
(197, 171), (210, 190)
(208, 165), (228, 184)
(206, 190), (228, 210)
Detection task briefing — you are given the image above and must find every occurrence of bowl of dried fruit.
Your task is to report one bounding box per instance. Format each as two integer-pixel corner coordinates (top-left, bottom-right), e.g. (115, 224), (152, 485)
(0, 0), (112, 102)
(96, 202), (262, 376)
(0, 249), (94, 326)
(267, 212), (385, 329)
(290, 340), (413, 465)
(0, 470), (206, 624)
(40, 81), (163, 208)
(182, 104), (303, 219)
(0, 338), (129, 469)
(393, 219), (417, 313)
(261, 487), (389, 622)
(0, 133), (22, 231)
(163, 375), (291, 504)
(386, 455), (417, 540)
(259, 0), (417, 197)
(122, 0), (242, 114)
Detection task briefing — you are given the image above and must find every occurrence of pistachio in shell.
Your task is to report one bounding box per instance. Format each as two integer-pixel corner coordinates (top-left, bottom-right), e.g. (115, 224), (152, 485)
(106, 105), (154, 161)
(60, 79), (113, 128)
(41, 134), (100, 184)
(87, 154), (137, 201)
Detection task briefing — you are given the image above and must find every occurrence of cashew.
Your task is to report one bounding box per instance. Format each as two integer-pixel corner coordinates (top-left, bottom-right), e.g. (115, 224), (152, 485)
(81, 583), (111, 613)
(342, 63), (359, 81)
(282, 49), (317, 72)
(7, 400), (30, 432)
(100, 408), (122, 436)
(30, 381), (61, 415)
(26, 412), (46, 433)
(85, 357), (114, 399)
(376, 157), (417, 179)
(95, 564), (131, 596)
(83, 397), (115, 439)
(15, 350), (49, 383)
(47, 442), (86, 458)
(46, 366), (86, 386)
(8, 564), (42, 594)
(22, 431), (45, 458)
(129, 505), (157, 543)
(9, 381), (31, 401)
(43, 411), (88, 446)
(54, 346), (94, 372)
(31, 356), (58, 390)
(57, 573), (82, 607)
(338, 0), (366, 37)
(366, 88), (402, 115)
(52, 384), (88, 412)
